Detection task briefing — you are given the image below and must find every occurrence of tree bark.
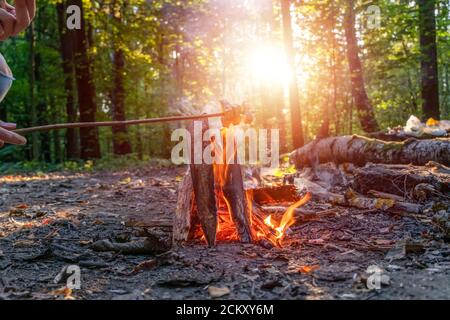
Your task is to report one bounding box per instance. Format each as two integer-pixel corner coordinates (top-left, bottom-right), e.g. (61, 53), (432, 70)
(57, 1), (79, 160)
(172, 169), (198, 245)
(290, 135), (450, 167)
(419, 0), (440, 120)
(353, 163), (449, 198)
(189, 120), (217, 246)
(112, 48), (132, 155)
(344, 0), (379, 133)
(222, 164), (254, 243)
(281, 0), (304, 148)
(111, 3), (132, 155)
(73, 0), (100, 159)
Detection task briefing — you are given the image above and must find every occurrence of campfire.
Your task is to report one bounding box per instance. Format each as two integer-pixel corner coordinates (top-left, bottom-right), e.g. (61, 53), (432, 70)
(172, 103), (311, 247)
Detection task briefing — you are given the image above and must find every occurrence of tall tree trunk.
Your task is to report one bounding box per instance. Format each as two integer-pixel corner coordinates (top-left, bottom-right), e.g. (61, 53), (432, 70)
(111, 4), (132, 155)
(112, 48), (132, 155)
(344, 0), (379, 133)
(73, 0), (100, 159)
(280, 0), (304, 148)
(57, 1), (79, 160)
(27, 22), (39, 160)
(266, 0), (287, 153)
(419, 0), (440, 120)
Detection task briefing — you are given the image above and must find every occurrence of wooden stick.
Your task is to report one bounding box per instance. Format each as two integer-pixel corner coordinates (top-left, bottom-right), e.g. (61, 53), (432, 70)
(13, 112), (224, 135)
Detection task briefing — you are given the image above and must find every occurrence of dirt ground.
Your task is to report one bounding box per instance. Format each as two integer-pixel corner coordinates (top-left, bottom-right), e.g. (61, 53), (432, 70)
(0, 165), (449, 300)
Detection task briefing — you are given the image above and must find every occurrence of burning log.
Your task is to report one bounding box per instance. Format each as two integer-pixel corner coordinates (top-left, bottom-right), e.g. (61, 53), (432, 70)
(262, 206), (337, 224)
(171, 102), (312, 247)
(222, 164), (254, 243)
(190, 163), (217, 247)
(248, 185), (301, 205)
(173, 111), (254, 245)
(172, 169), (198, 245)
(189, 120), (218, 246)
(290, 135), (450, 167)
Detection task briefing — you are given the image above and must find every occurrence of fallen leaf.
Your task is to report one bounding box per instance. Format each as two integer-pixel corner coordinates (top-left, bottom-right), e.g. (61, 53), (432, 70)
(208, 286), (230, 298)
(93, 219), (104, 225)
(374, 198), (395, 210)
(298, 265), (320, 274)
(426, 118), (439, 126)
(41, 218), (54, 225)
(49, 286), (75, 300)
(16, 204), (29, 209)
(129, 259), (158, 275)
(120, 177), (132, 185)
(79, 240), (93, 245)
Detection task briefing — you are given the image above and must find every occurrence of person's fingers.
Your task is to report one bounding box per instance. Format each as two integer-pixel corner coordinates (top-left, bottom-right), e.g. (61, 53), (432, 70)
(0, 8), (15, 40)
(5, 3), (15, 16)
(0, 126), (26, 145)
(12, 0), (29, 35)
(25, 0), (35, 20)
(0, 121), (16, 130)
(3, 1), (14, 11)
(0, 23), (4, 38)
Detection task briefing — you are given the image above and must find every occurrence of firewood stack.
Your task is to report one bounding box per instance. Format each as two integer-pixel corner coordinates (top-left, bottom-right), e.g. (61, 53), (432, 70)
(172, 102), (254, 246)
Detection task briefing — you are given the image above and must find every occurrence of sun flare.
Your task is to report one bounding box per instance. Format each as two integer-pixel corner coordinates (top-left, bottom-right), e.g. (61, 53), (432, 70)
(246, 45), (291, 86)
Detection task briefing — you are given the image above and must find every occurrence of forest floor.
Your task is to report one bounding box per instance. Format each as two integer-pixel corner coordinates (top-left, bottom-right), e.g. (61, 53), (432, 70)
(0, 165), (449, 300)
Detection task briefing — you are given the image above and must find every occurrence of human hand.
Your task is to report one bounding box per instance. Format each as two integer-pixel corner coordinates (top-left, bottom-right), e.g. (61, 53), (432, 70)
(0, 120), (26, 147)
(0, 0), (35, 40)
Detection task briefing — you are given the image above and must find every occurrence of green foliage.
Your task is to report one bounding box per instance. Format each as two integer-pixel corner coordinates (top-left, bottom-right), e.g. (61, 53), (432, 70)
(0, 0), (449, 171)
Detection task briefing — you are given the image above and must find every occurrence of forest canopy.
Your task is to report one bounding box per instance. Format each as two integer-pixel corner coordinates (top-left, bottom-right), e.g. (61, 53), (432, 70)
(0, 0), (449, 166)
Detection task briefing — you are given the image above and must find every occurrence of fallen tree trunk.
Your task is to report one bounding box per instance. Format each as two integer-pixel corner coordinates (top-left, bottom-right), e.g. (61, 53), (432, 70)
(368, 131), (447, 142)
(353, 163), (449, 199)
(290, 135), (450, 167)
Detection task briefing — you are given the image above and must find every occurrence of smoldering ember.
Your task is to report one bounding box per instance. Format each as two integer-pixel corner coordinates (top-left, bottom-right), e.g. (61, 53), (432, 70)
(0, 0), (450, 304)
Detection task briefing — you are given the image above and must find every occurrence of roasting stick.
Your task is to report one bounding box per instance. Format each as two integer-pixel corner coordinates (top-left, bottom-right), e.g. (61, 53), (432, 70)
(13, 112), (225, 135)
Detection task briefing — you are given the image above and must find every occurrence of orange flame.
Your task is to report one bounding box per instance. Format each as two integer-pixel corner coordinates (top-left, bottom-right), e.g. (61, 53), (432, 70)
(263, 192), (312, 240)
(193, 125), (312, 246)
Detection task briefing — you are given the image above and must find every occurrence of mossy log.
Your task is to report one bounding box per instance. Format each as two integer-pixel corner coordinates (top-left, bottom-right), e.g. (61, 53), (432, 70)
(290, 135), (450, 167)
